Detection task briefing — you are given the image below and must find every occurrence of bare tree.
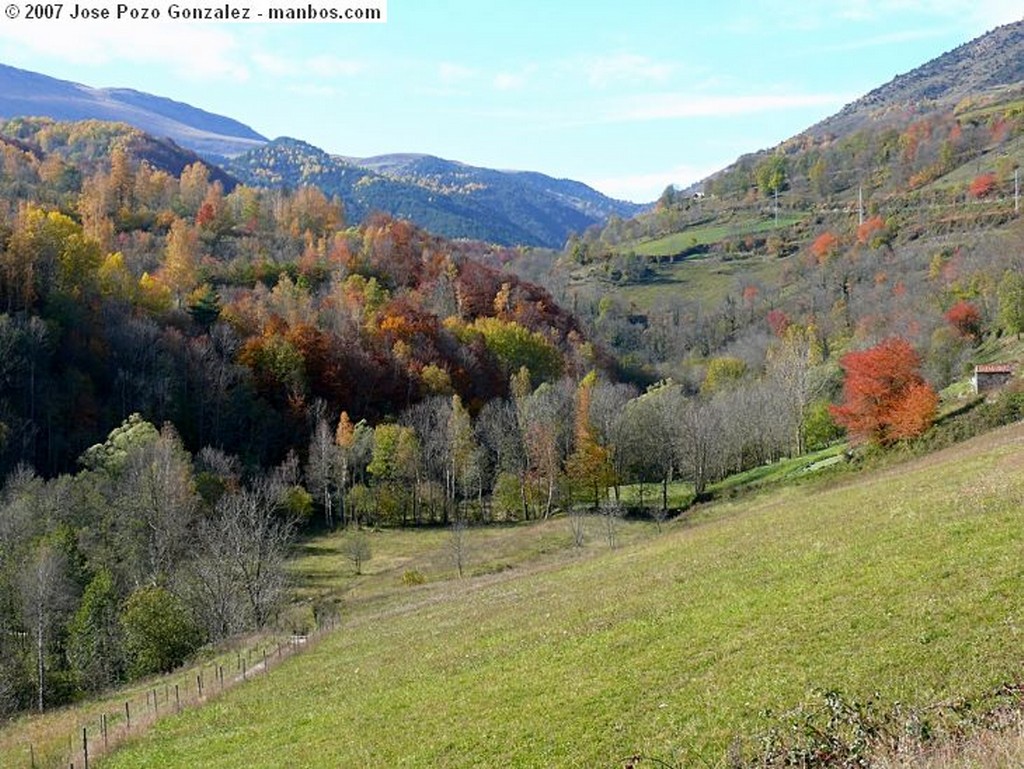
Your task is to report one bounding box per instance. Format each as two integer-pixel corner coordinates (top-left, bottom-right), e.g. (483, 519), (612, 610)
(568, 506), (586, 548)
(448, 519), (469, 578)
(676, 395), (723, 500)
(601, 500), (623, 550)
(405, 396), (454, 523)
(307, 415), (340, 528)
(215, 479), (296, 629)
(342, 531), (371, 575)
(117, 423), (198, 585)
(20, 542), (72, 711)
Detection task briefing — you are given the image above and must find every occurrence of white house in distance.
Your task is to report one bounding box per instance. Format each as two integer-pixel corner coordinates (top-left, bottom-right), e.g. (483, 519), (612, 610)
(972, 363), (1016, 394)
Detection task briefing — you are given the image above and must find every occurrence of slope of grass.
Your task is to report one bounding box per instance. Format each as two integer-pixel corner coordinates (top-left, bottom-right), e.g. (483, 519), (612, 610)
(629, 214), (804, 257)
(584, 250), (794, 312)
(95, 422), (1024, 768)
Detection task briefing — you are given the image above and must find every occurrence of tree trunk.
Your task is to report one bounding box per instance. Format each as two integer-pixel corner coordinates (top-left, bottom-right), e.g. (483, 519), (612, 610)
(36, 614), (44, 712)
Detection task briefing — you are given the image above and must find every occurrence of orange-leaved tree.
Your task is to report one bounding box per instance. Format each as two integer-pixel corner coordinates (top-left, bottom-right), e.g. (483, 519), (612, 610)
(944, 300), (982, 341)
(829, 337), (937, 446)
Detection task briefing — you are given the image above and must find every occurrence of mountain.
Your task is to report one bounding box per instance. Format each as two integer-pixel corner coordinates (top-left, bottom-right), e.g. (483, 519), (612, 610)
(229, 139), (645, 248)
(812, 20), (1024, 138)
(0, 62), (642, 247)
(0, 116), (239, 190)
(0, 63), (267, 158)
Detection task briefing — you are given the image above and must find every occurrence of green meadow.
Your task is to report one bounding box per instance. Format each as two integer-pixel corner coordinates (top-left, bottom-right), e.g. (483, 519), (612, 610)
(92, 422), (1024, 767)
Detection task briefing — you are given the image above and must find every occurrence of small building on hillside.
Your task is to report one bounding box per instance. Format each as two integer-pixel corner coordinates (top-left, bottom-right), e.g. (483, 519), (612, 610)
(972, 363), (1016, 394)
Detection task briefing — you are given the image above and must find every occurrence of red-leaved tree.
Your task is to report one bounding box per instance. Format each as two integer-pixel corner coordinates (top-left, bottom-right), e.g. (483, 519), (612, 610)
(830, 337), (938, 446)
(969, 172), (996, 199)
(944, 300), (982, 340)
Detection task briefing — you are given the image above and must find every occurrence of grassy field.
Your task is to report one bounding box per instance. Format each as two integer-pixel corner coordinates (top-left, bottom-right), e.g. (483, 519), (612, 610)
(579, 249), (795, 312)
(89, 422), (1024, 768)
(629, 214), (804, 257)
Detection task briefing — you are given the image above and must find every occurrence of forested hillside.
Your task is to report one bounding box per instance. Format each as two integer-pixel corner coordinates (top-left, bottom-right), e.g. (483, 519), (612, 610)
(0, 63), (268, 159)
(228, 138), (643, 248)
(0, 116), (611, 716)
(5, 18), (1024, 732)
(538, 21), (1024, 422)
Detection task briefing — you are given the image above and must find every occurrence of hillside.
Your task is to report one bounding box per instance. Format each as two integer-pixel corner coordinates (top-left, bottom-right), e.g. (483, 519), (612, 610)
(81, 421), (1024, 767)
(539, 18), (1024, 393)
(0, 62), (641, 247)
(229, 138), (643, 247)
(0, 129), (594, 479)
(812, 19), (1024, 137)
(0, 63), (267, 158)
(0, 117), (239, 190)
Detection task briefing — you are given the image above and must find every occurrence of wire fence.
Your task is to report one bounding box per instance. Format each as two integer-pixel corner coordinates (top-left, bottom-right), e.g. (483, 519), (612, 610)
(10, 618), (338, 769)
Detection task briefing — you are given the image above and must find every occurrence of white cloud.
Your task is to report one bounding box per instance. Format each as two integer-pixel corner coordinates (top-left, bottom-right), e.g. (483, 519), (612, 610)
(613, 91), (852, 122)
(832, 0), (1022, 27)
(494, 72), (528, 91)
(438, 62), (476, 85)
(584, 163), (723, 203)
(287, 84), (340, 98)
(582, 53), (674, 88)
(0, 22), (248, 81)
(306, 55), (366, 78)
(253, 52), (365, 79)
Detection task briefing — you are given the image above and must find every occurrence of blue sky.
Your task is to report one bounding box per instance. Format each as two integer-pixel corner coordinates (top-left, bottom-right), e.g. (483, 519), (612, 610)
(0, 1), (1021, 202)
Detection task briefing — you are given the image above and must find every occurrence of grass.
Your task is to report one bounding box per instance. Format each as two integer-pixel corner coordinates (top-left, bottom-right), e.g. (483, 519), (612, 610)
(616, 442), (848, 510)
(89, 421), (1024, 768)
(580, 249), (794, 312)
(0, 632), (307, 769)
(629, 214), (804, 257)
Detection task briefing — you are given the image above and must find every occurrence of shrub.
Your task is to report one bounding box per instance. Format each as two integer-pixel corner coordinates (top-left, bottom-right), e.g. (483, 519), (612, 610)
(121, 585), (203, 679)
(401, 570), (426, 586)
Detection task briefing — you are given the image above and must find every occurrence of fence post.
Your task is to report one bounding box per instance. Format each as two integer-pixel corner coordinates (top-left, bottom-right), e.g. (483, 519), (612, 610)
(125, 701), (131, 731)
(82, 726), (88, 769)
(242, 659), (247, 681)
(264, 649), (268, 676)
(102, 713), (108, 749)
(175, 684), (180, 712)
(29, 742), (35, 768)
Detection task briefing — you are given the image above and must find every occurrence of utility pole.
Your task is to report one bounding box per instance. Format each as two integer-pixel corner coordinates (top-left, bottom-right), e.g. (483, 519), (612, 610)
(1015, 167), (1019, 215)
(858, 184), (864, 226)
(774, 186), (779, 225)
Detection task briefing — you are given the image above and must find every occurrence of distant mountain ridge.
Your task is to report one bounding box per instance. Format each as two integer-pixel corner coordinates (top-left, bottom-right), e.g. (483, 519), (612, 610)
(0, 63), (268, 158)
(0, 62), (641, 247)
(229, 139), (644, 247)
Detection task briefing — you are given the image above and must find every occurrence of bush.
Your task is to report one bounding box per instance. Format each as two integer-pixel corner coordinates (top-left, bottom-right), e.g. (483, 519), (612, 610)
(121, 586), (204, 679)
(401, 570), (426, 586)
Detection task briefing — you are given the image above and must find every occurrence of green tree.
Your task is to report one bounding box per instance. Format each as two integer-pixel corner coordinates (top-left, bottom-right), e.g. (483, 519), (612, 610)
(367, 424), (420, 524)
(701, 356), (748, 395)
(186, 283), (222, 329)
(67, 568), (124, 692)
(755, 153), (788, 196)
(121, 585), (203, 678)
(472, 317), (563, 383)
(998, 271), (1024, 339)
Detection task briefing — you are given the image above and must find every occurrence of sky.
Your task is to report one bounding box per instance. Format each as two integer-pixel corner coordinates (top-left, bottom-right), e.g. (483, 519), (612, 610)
(0, 1), (1022, 202)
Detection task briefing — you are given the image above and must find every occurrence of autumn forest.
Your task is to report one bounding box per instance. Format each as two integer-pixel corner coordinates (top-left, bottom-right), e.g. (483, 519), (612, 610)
(3, 28), (1024, 735)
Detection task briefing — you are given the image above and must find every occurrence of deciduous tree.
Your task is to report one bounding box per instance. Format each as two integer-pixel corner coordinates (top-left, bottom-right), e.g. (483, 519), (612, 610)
(829, 337), (938, 445)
